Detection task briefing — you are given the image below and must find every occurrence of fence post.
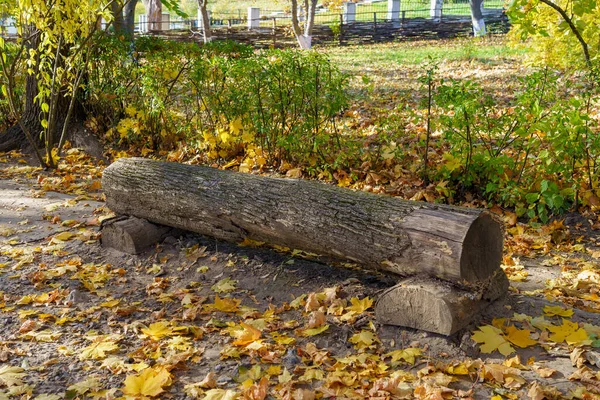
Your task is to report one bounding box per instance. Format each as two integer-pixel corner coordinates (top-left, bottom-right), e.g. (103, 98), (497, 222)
(339, 14), (344, 45)
(139, 14), (147, 33)
(387, 0), (400, 21)
(430, 0), (443, 22)
(161, 13), (170, 31)
(373, 12), (377, 33)
(343, 2), (356, 23)
(248, 7), (260, 29)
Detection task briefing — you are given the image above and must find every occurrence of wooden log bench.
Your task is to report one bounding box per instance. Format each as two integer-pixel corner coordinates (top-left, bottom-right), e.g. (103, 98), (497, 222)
(102, 158), (508, 335)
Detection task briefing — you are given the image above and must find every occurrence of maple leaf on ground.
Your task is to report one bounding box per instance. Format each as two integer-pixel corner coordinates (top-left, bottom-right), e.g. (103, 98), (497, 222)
(306, 311), (326, 329)
(297, 324), (329, 337)
(345, 297), (373, 314)
(0, 366), (25, 387)
(543, 305), (574, 318)
(472, 325), (515, 356)
(52, 231), (76, 242)
(66, 377), (101, 396)
(122, 366), (172, 398)
(532, 365), (556, 378)
(386, 348), (422, 365)
(211, 295), (241, 313)
(548, 319), (590, 345)
(211, 277), (237, 293)
(299, 367), (325, 382)
(79, 339), (119, 360)
(505, 326), (537, 348)
(232, 322), (261, 346)
(349, 330), (378, 349)
(241, 376), (269, 400)
(21, 329), (62, 342)
(140, 321), (178, 341)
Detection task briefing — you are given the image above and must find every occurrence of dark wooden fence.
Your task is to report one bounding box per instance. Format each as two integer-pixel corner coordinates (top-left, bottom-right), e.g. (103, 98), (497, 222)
(157, 10), (509, 48)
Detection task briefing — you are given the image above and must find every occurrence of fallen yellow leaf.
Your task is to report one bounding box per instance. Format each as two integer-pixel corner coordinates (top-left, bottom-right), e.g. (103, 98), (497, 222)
(122, 366), (172, 398)
(543, 306), (574, 318)
(505, 326), (537, 349)
(472, 325), (515, 356)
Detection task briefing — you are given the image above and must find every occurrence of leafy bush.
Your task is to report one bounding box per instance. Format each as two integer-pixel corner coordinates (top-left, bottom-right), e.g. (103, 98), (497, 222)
(431, 68), (598, 222)
(86, 37), (348, 170)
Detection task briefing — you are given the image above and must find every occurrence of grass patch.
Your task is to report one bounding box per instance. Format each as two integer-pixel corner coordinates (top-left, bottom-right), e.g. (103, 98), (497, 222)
(323, 37), (523, 70)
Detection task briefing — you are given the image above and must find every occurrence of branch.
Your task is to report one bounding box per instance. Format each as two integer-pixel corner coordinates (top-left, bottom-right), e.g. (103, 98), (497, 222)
(538, 0), (591, 68)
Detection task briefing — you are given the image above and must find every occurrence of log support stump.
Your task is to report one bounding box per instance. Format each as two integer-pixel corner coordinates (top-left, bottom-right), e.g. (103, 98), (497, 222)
(101, 216), (173, 254)
(375, 269), (509, 335)
(102, 158), (509, 335)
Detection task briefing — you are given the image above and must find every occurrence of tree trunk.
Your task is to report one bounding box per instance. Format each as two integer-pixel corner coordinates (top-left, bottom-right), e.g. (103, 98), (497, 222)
(102, 158), (504, 284)
(197, 0), (212, 43)
(111, 1), (126, 34)
(143, 0), (162, 31)
(470, 0), (486, 36)
(0, 71), (42, 152)
(290, 0), (315, 49)
(121, 0), (139, 39)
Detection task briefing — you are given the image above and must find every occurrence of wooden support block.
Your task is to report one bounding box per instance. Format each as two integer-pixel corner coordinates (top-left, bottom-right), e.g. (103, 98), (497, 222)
(101, 216), (172, 254)
(375, 269), (509, 335)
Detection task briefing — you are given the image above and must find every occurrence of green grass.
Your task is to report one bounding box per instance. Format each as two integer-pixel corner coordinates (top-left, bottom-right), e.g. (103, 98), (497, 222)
(323, 37), (522, 70)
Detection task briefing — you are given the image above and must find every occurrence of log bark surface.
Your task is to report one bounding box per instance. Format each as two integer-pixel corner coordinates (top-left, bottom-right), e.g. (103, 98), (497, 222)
(102, 158), (503, 283)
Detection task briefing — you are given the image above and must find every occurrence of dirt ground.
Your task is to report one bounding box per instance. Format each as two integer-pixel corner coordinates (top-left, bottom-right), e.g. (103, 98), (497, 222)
(1, 150), (600, 399)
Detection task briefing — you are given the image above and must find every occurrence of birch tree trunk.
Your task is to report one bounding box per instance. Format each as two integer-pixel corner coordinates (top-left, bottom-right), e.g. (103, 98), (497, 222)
(290, 0), (318, 49)
(197, 0), (212, 43)
(470, 0), (486, 36)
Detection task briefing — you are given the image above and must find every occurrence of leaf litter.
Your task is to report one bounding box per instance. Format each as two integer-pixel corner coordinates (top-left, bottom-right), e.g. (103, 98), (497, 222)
(1, 145), (600, 399)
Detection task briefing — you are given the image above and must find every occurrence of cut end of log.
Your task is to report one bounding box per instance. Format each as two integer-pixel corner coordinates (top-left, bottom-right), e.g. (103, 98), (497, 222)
(375, 269), (508, 336)
(101, 216), (172, 254)
(460, 212), (504, 282)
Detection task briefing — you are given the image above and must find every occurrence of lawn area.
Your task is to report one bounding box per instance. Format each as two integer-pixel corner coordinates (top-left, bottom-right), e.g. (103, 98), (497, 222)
(321, 36), (527, 134)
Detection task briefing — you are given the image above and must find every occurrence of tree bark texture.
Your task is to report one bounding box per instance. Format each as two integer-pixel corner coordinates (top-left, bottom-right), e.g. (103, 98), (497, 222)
(0, 29), (77, 155)
(469, 0), (486, 36)
(143, 0), (162, 31)
(197, 0), (212, 43)
(124, 0), (139, 38)
(111, 1), (126, 34)
(103, 158), (504, 284)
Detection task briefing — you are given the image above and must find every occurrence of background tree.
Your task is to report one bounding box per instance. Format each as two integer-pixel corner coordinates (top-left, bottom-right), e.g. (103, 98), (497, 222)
(290, 0), (318, 49)
(469, 0), (486, 36)
(143, 0), (162, 31)
(197, 0), (212, 43)
(0, 0), (111, 167)
(111, 0), (139, 39)
(507, 0), (598, 70)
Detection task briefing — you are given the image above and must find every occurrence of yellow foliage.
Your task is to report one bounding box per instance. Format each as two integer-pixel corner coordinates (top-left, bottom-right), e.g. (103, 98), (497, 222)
(122, 366), (172, 398)
(472, 325), (515, 356)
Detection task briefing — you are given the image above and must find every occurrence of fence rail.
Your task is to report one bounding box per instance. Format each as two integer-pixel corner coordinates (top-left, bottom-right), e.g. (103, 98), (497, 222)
(2, 1), (509, 46)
